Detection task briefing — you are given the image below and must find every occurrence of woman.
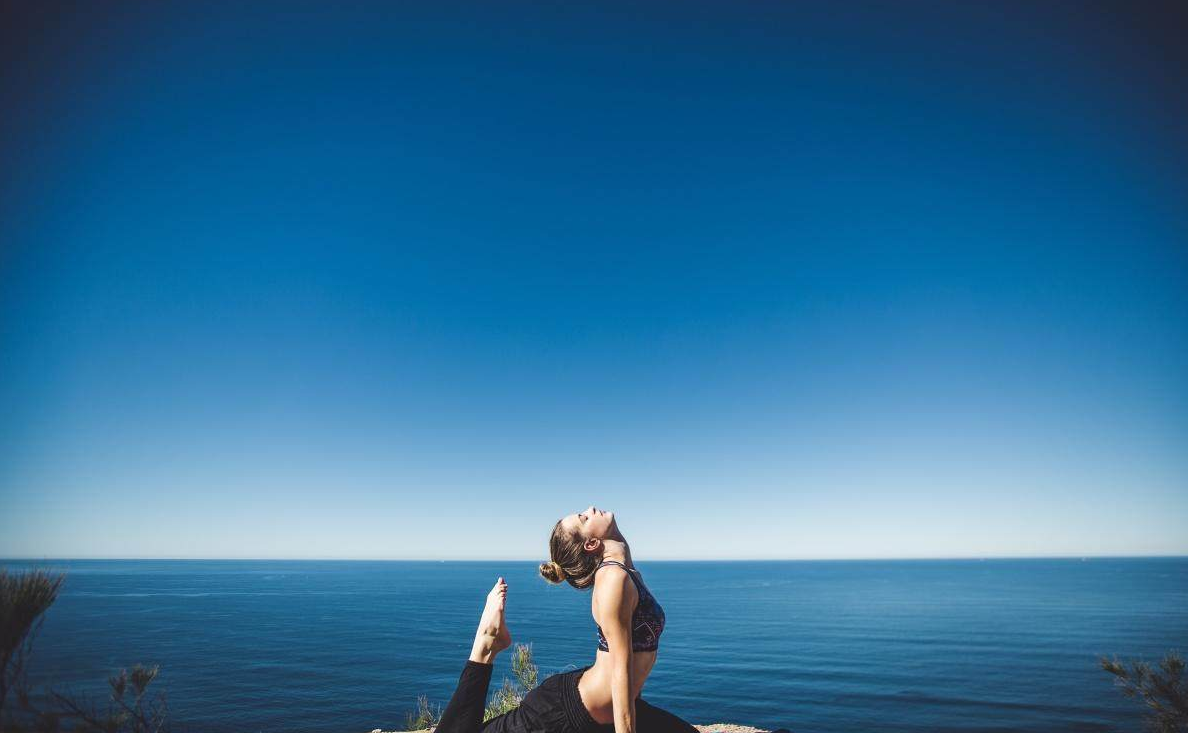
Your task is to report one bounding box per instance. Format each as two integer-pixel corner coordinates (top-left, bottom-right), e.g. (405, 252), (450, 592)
(431, 505), (701, 733)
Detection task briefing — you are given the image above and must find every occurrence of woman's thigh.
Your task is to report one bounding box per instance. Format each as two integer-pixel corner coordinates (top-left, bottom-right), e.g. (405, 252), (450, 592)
(479, 705), (535, 733)
(635, 698), (699, 733)
(481, 673), (574, 733)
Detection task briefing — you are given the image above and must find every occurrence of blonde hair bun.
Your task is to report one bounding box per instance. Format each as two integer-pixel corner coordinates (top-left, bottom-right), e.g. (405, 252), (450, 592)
(539, 560), (567, 584)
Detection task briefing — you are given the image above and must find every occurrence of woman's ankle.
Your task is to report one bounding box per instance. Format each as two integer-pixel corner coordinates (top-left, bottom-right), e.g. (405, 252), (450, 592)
(468, 642), (498, 665)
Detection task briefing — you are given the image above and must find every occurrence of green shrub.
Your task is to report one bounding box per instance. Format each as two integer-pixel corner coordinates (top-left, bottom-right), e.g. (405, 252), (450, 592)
(1, 568), (167, 733)
(403, 644), (539, 729)
(404, 695), (441, 731)
(1101, 650), (1187, 733)
(482, 643), (539, 722)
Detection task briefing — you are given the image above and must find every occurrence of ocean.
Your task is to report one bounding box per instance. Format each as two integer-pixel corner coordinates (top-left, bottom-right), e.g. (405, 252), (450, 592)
(3, 558), (1185, 733)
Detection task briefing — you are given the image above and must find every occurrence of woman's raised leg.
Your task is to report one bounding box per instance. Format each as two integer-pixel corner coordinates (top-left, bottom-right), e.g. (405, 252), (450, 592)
(433, 578), (512, 733)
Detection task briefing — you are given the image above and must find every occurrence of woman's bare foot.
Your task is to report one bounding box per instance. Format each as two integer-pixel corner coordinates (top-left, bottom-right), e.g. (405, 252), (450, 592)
(469, 577), (512, 665)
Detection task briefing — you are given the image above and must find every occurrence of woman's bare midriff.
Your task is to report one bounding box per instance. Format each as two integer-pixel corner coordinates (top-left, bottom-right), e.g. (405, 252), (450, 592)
(577, 649), (657, 725)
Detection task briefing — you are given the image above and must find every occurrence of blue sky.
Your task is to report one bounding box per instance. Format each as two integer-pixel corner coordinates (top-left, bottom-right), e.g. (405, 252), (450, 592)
(1, 1), (1186, 560)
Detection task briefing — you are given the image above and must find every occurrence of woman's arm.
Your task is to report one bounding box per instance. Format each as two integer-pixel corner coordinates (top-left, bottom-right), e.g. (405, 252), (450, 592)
(594, 569), (638, 733)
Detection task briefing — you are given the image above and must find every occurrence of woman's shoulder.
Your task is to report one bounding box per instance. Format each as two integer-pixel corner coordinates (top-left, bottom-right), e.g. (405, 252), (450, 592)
(591, 562), (639, 604)
(593, 561), (630, 582)
(593, 561), (639, 584)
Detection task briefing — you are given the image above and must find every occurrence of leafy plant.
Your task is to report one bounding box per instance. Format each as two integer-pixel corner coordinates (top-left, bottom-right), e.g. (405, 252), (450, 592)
(482, 643), (539, 722)
(509, 644), (537, 692)
(1, 568), (168, 733)
(1101, 650), (1188, 733)
(32, 664), (169, 733)
(404, 694), (441, 731)
(1, 569), (65, 728)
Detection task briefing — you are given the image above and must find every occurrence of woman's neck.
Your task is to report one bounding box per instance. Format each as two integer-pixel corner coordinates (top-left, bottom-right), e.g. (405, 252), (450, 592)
(600, 538), (633, 568)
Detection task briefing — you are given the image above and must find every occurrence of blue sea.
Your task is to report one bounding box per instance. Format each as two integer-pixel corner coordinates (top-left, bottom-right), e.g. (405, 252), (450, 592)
(4, 559), (1186, 733)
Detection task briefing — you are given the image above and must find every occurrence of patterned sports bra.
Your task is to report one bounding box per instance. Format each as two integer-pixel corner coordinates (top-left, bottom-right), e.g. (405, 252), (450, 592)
(594, 560), (666, 653)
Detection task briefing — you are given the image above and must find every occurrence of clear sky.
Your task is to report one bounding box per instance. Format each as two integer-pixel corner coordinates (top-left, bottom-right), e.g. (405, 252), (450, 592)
(1, 1), (1186, 560)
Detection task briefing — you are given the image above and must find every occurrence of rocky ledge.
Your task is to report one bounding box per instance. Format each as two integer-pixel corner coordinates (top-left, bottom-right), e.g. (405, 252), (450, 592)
(372, 726), (769, 733)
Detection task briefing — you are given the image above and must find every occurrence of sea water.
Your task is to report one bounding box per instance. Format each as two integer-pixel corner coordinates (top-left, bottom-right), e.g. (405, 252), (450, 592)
(4, 558), (1185, 733)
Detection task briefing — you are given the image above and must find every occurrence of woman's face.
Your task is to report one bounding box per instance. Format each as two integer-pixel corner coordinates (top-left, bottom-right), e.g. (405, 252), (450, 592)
(563, 504), (615, 545)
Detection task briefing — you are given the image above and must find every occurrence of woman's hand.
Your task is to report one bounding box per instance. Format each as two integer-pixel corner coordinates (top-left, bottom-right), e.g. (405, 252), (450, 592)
(593, 566), (638, 733)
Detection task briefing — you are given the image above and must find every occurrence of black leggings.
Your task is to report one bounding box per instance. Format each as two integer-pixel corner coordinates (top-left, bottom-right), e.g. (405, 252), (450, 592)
(435, 660), (699, 733)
